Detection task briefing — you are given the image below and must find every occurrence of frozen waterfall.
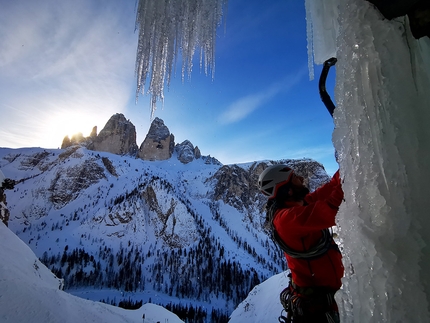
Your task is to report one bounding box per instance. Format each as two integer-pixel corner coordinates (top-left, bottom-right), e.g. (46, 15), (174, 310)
(306, 0), (430, 321)
(134, 0), (228, 116)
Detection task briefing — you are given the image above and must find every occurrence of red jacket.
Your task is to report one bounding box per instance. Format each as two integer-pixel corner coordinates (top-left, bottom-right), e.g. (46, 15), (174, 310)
(272, 170), (344, 291)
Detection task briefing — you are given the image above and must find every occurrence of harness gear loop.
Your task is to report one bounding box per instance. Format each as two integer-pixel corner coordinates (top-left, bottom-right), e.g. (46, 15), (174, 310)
(278, 310), (291, 323)
(278, 275), (340, 323)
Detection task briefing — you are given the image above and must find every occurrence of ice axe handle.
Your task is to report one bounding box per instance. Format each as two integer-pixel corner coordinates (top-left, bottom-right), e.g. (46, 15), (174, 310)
(319, 57), (337, 117)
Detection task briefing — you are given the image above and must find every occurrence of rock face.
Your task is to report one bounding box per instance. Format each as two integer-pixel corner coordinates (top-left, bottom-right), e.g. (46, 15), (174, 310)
(49, 159), (106, 209)
(208, 162), (267, 213)
(137, 118), (175, 161)
(61, 127), (97, 149)
(61, 133), (85, 149)
(0, 171), (15, 226)
(366, 0), (430, 39)
(58, 114), (220, 164)
(208, 159), (330, 214)
(89, 126), (97, 138)
(0, 188), (10, 226)
(89, 114), (138, 155)
(202, 155), (222, 165)
(142, 182), (198, 248)
(175, 140), (201, 164)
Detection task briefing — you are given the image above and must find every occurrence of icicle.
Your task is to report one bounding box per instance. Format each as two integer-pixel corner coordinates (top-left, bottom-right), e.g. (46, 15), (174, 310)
(134, 0), (228, 118)
(305, 0), (339, 80)
(304, 0), (315, 80)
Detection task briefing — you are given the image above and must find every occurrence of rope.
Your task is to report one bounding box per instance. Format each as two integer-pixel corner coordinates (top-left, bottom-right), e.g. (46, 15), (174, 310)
(267, 202), (338, 260)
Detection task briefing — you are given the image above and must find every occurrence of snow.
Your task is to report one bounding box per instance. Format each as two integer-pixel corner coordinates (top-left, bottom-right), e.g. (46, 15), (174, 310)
(229, 271), (289, 322)
(306, 0), (430, 321)
(1, 146), (289, 321)
(0, 221), (184, 323)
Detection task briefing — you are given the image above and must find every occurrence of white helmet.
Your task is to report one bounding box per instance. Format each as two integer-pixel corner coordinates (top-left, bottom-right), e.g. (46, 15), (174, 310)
(258, 165), (294, 199)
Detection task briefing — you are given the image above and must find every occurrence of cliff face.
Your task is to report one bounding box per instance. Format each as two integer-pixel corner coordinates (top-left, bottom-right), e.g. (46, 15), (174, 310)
(0, 188), (10, 226)
(89, 113), (138, 156)
(0, 171), (15, 226)
(59, 114), (220, 165)
(176, 140), (201, 164)
(137, 118), (174, 161)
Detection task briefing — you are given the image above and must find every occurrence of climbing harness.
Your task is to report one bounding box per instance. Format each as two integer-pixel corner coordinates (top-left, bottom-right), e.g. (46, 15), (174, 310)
(278, 274), (340, 323)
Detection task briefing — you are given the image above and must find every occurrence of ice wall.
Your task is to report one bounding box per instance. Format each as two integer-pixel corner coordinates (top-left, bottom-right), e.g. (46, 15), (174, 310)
(306, 0), (430, 321)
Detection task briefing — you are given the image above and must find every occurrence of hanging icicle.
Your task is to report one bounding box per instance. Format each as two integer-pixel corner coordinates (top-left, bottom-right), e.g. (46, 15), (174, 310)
(135, 0), (228, 117)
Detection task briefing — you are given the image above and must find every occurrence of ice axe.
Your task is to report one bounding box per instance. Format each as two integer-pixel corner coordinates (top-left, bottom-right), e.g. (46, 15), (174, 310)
(319, 57), (337, 117)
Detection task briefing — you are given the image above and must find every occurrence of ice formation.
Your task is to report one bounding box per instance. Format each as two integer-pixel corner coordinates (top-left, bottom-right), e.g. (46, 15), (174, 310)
(134, 0), (228, 116)
(306, 0), (430, 321)
(304, 0), (338, 80)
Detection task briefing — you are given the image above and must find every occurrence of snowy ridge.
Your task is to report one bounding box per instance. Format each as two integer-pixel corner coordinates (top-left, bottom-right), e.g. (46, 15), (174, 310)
(229, 272), (290, 322)
(0, 221), (184, 323)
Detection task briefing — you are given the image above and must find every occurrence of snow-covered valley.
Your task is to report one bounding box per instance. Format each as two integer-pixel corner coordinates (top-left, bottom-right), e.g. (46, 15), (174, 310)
(0, 146), (329, 322)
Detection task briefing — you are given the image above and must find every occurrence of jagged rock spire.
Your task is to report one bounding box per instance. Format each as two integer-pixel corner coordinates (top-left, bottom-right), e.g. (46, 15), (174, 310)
(89, 113), (138, 156)
(137, 117), (175, 161)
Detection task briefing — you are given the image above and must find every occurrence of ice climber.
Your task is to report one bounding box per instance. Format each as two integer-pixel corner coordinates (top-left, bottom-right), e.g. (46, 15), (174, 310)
(258, 165), (344, 323)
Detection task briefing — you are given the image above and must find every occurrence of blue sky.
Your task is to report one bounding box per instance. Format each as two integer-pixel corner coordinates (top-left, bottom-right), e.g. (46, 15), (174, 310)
(0, 0), (337, 175)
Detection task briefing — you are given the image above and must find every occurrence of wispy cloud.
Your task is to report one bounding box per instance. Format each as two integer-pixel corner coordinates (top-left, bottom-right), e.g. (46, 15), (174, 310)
(0, 0), (138, 148)
(218, 67), (307, 125)
(281, 146), (335, 161)
(218, 91), (271, 124)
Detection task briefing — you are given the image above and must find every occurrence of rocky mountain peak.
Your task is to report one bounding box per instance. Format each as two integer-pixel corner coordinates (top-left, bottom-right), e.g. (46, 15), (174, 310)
(208, 159), (330, 216)
(176, 140), (200, 164)
(61, 133), (86, 149)
(89, 113), (138, 156)
(145, 117), (170, 141)
(59, 114), (219, 164)
(137, 117), (175, 161)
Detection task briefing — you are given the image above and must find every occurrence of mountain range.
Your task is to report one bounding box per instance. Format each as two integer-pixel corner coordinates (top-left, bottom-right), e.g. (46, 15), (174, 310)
(0, 114), (331, 322)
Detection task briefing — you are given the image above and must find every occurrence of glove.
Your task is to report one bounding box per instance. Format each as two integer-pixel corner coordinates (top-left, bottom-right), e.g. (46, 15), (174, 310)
(327, 184), (344, 209)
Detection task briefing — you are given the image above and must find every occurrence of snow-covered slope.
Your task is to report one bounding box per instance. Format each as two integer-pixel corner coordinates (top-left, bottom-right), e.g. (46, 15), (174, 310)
(0, 146), (329, 322)
(0, 220), (184, 323)
(229, 272), (289, 323)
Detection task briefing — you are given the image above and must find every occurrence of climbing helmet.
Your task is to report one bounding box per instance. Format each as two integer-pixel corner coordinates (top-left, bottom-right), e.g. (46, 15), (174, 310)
(258, 165), (294, 199)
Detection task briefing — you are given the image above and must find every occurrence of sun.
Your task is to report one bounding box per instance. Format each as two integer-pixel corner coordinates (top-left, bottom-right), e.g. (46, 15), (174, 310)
(45, 110), (101, 148)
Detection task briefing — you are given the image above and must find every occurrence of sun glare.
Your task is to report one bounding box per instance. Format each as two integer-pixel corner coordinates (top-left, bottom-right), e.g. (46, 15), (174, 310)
(46, 111), (100, 148)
